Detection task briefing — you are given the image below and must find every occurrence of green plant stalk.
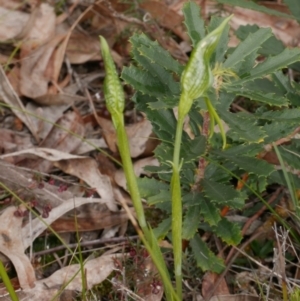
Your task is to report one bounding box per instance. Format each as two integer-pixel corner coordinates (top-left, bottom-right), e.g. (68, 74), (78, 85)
(100, 35), (178, 301)
(115, 113), (180, 301)
(116, 124), (149, 236)
(169, 17), (234, 297)
(137, 223), (180, 301)
(204, 97), (226, 149)
(170, 116), (184, 299)
(0, 260), (19, 301)
(273, 144), (300, 217)
(74, 210), (87, 301)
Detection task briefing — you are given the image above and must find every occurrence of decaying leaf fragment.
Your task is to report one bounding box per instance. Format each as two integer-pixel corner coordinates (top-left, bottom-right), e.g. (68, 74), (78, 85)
(0, 66), (39, 142)
(0, 207), (36, 290)
(18, 111), (85, 173)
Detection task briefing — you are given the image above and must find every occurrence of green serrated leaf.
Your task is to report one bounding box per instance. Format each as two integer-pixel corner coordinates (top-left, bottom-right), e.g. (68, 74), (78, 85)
(190, 235), (225, 273)
(236, 51), (257, 77)
(272, 71), (293, 93)
(188, 109), (203, 136)
(284, 0), (300, 22)
(122, 66), (175, 97)
(280, 145), (300, 170)
(255, 108), (300, 122)
(130, 34), (184, 74)
(154, 143), (173, 163)
(153, 217), (171, 240)
(216, 0), (294, 19)
(200, 198), (221, 226)
(181, 135), (206, 162)
(214, 151), (275, 176)
(123, 47), (180, 97)
(262, 122), (297, 144)
(224, 27), (272, 71)
(182, 1), (205, 46)
(235, 24), (285, 56)
(182, 204), (201, 239)
(269, 170), (300, 189)
(202, 179), (245, 209)
(222, 144), (263, 157)
(213, 217), (242, 245)
(225, 78), (289, 106)
(134, 93), (177, 142)
(148, 190), (171, 206)
(204, 164), (231, 183)
(137, 178), (171, 212)
(236, 48), (300, 84)
(208, 17), (230, 63)
(218, 110), (266, 143)
(248, 173), (268, 193)
(137, 177), (169, 198)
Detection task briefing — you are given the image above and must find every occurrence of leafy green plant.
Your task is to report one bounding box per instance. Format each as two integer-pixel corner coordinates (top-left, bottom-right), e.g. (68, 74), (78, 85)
(101, 0), (300, 299)
(121, 0), (300, 277)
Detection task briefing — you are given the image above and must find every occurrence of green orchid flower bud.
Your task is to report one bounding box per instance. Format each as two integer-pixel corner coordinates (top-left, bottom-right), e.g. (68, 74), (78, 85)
(100, 36), (125, 127)
(179, 15), (232, 119)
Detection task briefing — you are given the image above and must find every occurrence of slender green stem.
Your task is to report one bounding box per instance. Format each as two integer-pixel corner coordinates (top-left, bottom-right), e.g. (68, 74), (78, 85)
(116, 121), (179, 301)
(116, 124), (149, 236)
(0, 260), (19, 301)
(100, 36), (179, 301)
(205, 98), (226, 149)
(273, 144), (300, 217)
(171, 115), (185, 300)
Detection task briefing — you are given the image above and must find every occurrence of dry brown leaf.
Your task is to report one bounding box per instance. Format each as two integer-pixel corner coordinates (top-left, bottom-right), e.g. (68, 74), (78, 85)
(99, 116), (154, 157)
(0, 254), (122, 301)
(126, 119), (154, 158)
(0, 147), (85, 162)
(21, 197), (110, 249)
(0, 286), (62, 301)
(0, 65), (39, 141)
(0, 159), (73, 210)
(95, 152), (118, 185)
(140, 0), (188, 41)
(18, 3), (58, 99)
(0, 206), (36, 289)
(229, 6), (300, 47)
(33, 93), (83, 106)
(75, 138), (108, 154)
(20, 34), (64, 98)
(6, 66), (21, 96)
(202, 272), (230, 300)
(96, 115), (118, 152)
(0, 6), (29, 41)
(204, 1), (300, 48)
(66, 29), (101, 64)
(18, 111), (85, 173)
(55, 157), (117, 211)
(50, 210), (130, 233)
(0, 129), (33, 156)
(20, 3), (56, 43)
(25, 102), (70, 140)
(50, 2), (124, 91)
(40, 253), (121, 291)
